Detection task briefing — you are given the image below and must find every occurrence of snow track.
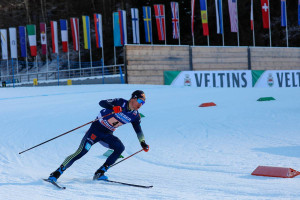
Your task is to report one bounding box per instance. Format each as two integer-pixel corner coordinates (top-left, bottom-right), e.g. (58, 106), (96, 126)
(1, 85), (300, 199)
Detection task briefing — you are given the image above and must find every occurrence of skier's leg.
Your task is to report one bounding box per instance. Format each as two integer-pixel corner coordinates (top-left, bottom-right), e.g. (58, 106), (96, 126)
(48, 123), (99, 182)
(93, 134), (124, 180)
(101, 135), (125, 166)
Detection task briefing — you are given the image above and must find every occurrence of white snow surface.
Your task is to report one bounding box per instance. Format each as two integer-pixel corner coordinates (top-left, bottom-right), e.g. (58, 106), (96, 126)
(0, 84), (300, 200)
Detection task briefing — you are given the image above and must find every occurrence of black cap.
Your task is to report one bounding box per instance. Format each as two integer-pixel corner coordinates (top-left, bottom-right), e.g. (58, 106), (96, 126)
(131, 90), (146, 100)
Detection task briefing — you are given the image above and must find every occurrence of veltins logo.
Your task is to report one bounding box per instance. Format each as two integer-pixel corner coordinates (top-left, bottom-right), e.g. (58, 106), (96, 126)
(267, 73), (274, 87)
(184, 74), (191, 86)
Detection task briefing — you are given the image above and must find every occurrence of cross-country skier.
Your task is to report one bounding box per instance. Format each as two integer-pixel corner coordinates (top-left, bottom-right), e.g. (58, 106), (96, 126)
(47, 90), (149, 182)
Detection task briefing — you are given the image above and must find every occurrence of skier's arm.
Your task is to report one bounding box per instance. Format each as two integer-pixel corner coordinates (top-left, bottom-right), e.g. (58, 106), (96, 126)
(99, 99), (122, 112)
(131, 119), (145, 143)
(132, 118), (149, 152)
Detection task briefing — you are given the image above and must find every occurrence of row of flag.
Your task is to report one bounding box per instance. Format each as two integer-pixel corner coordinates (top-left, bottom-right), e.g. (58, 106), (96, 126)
(1, 1), (300, 60)
(192, 0), (293, 34)
(0, 15), (102, 60)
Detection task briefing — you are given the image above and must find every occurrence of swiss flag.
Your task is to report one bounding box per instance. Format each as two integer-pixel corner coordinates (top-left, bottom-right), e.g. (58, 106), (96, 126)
(261, 0), (270, 29)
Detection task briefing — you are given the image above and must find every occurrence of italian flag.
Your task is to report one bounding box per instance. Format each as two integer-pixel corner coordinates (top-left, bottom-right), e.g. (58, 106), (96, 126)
(26, 25), (37, 56)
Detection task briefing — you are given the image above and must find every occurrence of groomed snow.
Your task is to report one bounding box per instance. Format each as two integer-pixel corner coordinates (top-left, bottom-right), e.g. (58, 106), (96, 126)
(0, 84), (300, 199)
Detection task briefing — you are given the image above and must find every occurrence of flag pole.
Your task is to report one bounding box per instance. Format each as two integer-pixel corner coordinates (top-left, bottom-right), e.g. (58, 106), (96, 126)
(45, 23), (49, 76)
(26, 56), (28, 80)
(236, 0), (239, 46)
(285, 0), (288, 47)
(138, 10), (141, 45)
(102, 47), (105, 84)
(35, 56), (38, 74)
(67, 20), (70, 78)
(113, 12), (116, 65)
(191, 0), (195, 46)
(25, 27), (29, 80)
(101, 16), (105, 84)
(164, 5), (167, 45)
(206, 0), (210, 46)
(89, 17), (93, 74)
(178, 2), (181, 45)
(151, 8), (153, 45)
(114, 47), (116, 65)
(251, 0), (255, 46)
(57, 53), (59, 86)
(6, 59), (9, 79)
(17, 57), (19, 74)
(57, 42), (59, 86)
(268, 0), (271, 47)
(68, 45), (70, 78)
(46, 45), (49, 76)
(77, 18), (81, 77)
(220, 0), (224, 46)
(90, 47), (92, 75)
(12, 59), (14, 88)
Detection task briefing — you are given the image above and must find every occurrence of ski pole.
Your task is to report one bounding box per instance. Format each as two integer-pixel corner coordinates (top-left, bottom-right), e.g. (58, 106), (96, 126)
(19, 112), (114, 155)
(110, 149), (144, 168)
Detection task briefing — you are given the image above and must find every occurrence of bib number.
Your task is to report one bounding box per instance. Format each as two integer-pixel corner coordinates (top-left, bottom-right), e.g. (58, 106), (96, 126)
(107, 117), (123, 128)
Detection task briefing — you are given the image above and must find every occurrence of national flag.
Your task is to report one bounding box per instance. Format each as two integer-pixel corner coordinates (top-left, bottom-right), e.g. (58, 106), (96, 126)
(154, 4), (166, 41)
(251, 0), (254, 30)
(26, 25), (37, 56)
(298, 0), (300, 25)
(94, 14), (103, 48)
(215, 0), (223, 34)
(50, 21), (58, 53)
(131, 8), (140, 44)
(200, 0), (209, 36)
(40, 23), (47, 55)
(82, 15), (91, 49)
(113, 11), (127, 47)
(18, 26), (27, 58)
(113, 12), (121, 47)
(261, 0), (270, 29)
(228, 0), (238, 32)
(191, 0), (195, 36)
(143, 6), (152, 43)
(9, 28), (17, 59)
(60, 19), (68, 52)
(281, 0), (286, 27)
(171, 2), (180, 39)
(118, 10), (127, 45)
(70, 18), (79, 51)
(0, 29), (8, 59)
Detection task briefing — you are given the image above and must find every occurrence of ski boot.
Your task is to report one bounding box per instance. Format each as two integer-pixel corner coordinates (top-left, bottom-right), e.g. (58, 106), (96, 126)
(93, 165), (109, 180)
(48, 165), (66, 182)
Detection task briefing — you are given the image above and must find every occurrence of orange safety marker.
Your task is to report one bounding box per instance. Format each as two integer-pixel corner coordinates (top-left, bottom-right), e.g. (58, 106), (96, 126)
(199, 102), (216, 107)
(251, 166), (300, 178)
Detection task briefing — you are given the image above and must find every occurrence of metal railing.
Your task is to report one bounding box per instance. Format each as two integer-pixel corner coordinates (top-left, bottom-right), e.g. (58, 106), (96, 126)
(0, 59), (125, 85)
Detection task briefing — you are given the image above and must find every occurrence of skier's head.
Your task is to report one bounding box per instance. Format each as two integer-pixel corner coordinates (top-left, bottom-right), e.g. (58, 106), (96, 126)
(129, 90), (146, 110)
(131, 90), (145, 100)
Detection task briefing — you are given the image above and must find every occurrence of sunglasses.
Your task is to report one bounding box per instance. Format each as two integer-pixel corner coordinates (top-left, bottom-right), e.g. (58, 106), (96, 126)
(137, 98), (145, 105)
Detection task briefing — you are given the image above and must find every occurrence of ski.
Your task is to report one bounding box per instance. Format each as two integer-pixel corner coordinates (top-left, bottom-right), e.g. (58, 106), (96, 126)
(43, 179), (66, 190)
(103, 179), (153, 188)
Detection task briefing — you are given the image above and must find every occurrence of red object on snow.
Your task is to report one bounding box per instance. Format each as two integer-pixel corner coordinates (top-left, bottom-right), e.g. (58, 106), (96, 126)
(251, 166), (300, 178)
(199, 102), (216, 107)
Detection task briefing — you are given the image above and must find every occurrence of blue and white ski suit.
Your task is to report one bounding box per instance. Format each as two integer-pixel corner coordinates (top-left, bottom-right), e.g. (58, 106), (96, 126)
(61, 98), (145, 170)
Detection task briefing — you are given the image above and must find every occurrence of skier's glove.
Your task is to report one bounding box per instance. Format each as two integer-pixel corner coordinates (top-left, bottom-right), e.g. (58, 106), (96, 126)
(113, 106), (122, 113)
(141, 141), (149, 152)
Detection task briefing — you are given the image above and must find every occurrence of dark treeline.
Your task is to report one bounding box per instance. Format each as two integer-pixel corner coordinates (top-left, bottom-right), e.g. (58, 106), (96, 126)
(1, 0), (299, 65)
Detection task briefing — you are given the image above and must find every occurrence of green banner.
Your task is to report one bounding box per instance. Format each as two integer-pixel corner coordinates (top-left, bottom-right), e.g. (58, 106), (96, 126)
(251, 70), (265, 87)
(164, 71), (181, 85)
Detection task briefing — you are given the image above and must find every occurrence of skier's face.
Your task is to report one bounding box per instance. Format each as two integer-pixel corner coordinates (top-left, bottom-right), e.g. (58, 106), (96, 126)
(131, 97), (145, 110)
